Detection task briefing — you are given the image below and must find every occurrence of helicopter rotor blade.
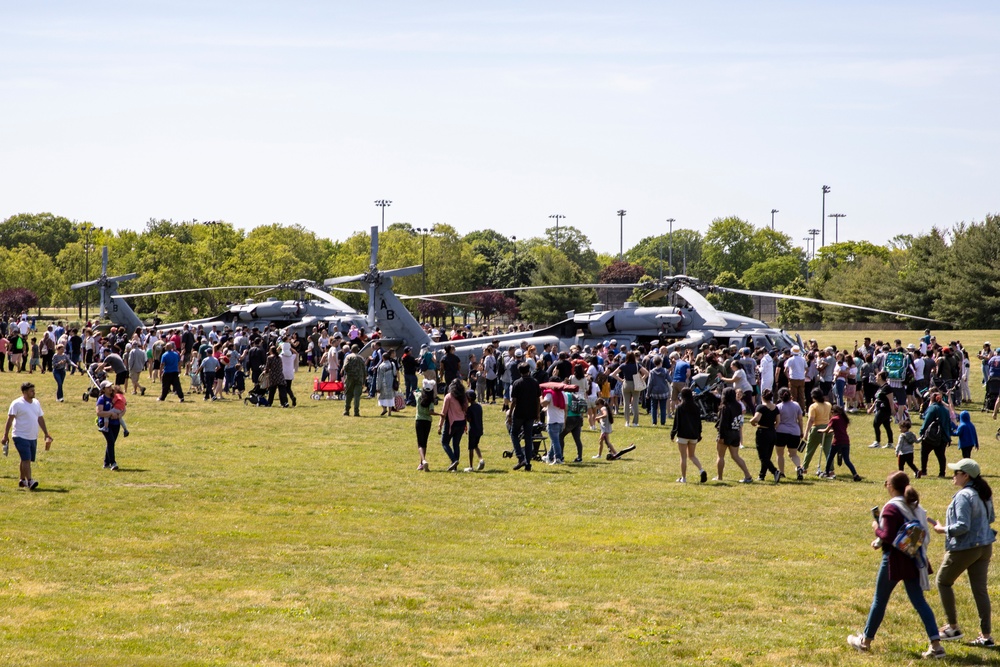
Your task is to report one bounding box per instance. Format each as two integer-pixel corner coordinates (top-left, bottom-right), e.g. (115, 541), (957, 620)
(382, 265), (423, 280)
(324, 273), (368, 287)
(71, 279), (100, 290)
(395, 283), (643, 300)
(370, 225), (378, 267)
(101, 246), (108, 276)
(367, 283), (376, 328)
(111, 285), (276, 299)
(717, 287), (955, 325)
(99, 285), (106, 317)
(325, 286), (367, 294)
(675, 286), (728, 328)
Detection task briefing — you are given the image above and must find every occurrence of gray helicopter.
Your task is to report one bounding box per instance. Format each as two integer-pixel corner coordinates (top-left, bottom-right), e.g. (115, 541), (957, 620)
(325, 228), (949, 358)
(75, 246), (369, 336)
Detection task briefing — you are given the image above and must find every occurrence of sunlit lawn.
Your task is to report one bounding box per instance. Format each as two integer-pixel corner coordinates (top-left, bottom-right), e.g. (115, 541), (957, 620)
(1, 330), (999, 665)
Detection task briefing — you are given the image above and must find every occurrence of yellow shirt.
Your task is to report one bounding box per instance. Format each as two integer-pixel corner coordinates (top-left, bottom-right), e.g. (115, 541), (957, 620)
(808, 401), (831, 426)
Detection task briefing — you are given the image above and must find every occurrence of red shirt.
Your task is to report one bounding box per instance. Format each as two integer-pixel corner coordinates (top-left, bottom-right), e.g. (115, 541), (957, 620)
(828, 413), (850, 446)
(875, 503), (920, 581)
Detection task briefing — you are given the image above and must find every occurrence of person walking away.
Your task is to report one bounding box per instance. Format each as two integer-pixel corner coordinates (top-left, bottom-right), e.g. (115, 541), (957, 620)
(414, 380), (439, 471)
(848, 472), (944, 658)
(668, 351), (690, 419)
(341, 344), (366, 416)
(2, 382), (54, 490)
(714, 387), (753, 483)
(562, 386), (586, 462)
(802, 387), (834, 476)
(868, 371), (896, 449)
(594, 397), (619, 459)
(671, 386), (706, 483)
(96, 381), (125, 470)
(400, 346), (419, 406)
(464, 389), (485, 472)
(954, 411), (979, 460)
(127, 343), (147, 395)
(750, 388), (781, 483)
(896, 420), (920, 475)
(610, 351), (648, 428)
(437, 379), (468, 472)
(919, 392), (952, 479)
(820, 405), (861, 481)
(930, 458), (996, 646)
(541, 386), (566, 465)
(646, 355), (670, 425)
(774, 387), (805, 480)
(507, 363), (540, 471)
(157, 342), (185, 402)
(197, 353), (221, 401)
(376, 349), (398, 416)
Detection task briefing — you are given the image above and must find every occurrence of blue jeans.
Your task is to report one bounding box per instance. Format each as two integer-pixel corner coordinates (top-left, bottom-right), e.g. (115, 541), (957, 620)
(835, 378), (846, 407)
(650, 397), (668, 425)
(404, 373), (418, 406)
(546, 423), (564, 462)
(53, 368), (66, 401)
(510, 417), (534, 464)
(863, 553), (939, 641)
(440, 419), (465, 464)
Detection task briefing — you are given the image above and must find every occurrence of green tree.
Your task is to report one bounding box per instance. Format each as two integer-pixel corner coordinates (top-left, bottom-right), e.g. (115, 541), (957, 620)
(626, 229), (703, 278)
(741, 255), (804, 292)
(936, 215), (1000, 327)
(518, 247), (594, 323)
(0, 212), (76, 257)
(701, 217), (756, 280)
(0, 244), (66, 309)
(706, 271), (752, 316)
(895, 228), (950, 327)
(544, 225), (600, 279)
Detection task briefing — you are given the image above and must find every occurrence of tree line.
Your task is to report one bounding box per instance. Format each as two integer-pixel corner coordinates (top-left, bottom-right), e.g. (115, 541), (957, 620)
(1, 211), (996, 328)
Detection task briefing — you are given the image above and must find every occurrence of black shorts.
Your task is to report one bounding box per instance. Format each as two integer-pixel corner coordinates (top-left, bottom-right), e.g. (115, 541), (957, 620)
(115, 371), (128, 386)
(153, 359), (161, 370)
(468, 433), (482, 450)
(892, 387), (907, 404)
(719, 432), (740, 447)
(775, 432), (800, 449)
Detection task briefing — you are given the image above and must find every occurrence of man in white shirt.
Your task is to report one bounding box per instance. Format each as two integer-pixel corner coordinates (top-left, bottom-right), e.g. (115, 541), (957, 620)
(784, 345), (807, 407)
(2, 382), (54, 490)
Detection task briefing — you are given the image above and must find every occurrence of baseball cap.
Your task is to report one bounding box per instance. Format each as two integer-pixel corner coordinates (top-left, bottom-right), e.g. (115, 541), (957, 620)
(514, 349), (524, 357)
(99, 380), (113, 389)
(948, 458), (981, 479)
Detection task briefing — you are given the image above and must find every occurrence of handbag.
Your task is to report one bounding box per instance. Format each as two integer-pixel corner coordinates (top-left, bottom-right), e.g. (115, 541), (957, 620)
(394, 392), (405, 411)
(632, 373), (646, 392)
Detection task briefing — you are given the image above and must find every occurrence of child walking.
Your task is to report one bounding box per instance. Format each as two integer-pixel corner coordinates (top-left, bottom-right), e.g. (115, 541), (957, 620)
(868, 371), (896, 449)
(463, 389), (485, 472)
(594, 397), (618, 459)
(895, 419), (920, 475)
(954, 410), (979, 459)
(414, 379), (439, 471)
(822, 405), (859, 481)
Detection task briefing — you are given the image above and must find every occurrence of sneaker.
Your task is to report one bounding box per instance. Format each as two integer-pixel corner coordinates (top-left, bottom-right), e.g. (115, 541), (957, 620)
(572, 457), (582, 463)
(939, 625), (964, 641)
(27, 479), (39, 490)
(773, 469), (781, 483)
(847, 634), (870, 652)
(477, 459), (485, 471)
(676, 477), (686, 483)
(592, 454), (602, 459)
(606, 454), (615, 461)
(421, 461), (429, 472)
(869, 441), (881, 448)
(738, 477), (753, 484)
(18, 479), (25, 487)
(463, 467), (474, 472)
(883, 443), (893, 448)
(922, 646), (946, 659)
(140, 387), (146, 396)
(447, 461), (459, 472)
(110, 464), (119, 471)
(968, 636), (995, 647)
(554, 459), (564, 465)
(796, 467), (804, 481)
(513, 460), (526, 470)
(916, 470), (923, 479)
(123, 429), (130, 438)
(758, 474), (766, 481)
(700, 470), (708, 484)
(853, 474), (863, 482)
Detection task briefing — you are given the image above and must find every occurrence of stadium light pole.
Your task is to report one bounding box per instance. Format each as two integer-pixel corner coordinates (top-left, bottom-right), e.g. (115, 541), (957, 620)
(771, 209), (779, 230)
(821, 185), (830, 247)
(808, 228), (821, 260)
(374, 199), (392, 233)
(549, 214), (565, 248)
(77, 223), (103, 323)
(510, 236), (518, 288)
(828, 213), (846, 244)
(416, 227), (429, 294)
(666, 218), (675, 275)
(617, 209), (626, 261)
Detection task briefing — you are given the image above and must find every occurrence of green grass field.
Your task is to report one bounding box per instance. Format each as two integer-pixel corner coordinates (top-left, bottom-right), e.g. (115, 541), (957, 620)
(1, 331), (999, 665)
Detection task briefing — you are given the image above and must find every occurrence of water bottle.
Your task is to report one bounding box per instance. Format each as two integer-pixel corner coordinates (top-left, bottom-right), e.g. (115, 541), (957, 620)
(2, 440), (7, 457)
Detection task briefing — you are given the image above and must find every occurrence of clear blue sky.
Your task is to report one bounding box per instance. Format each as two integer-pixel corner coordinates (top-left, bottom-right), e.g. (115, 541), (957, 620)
(2, 1), (997, 256)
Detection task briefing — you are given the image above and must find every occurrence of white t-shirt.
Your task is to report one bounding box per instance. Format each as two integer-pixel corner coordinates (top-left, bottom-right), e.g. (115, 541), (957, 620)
(784, 355), (807, 381)
(541, 393), (565, 425)
(18, 320), (30, 335)
(8, 397), (43, 440)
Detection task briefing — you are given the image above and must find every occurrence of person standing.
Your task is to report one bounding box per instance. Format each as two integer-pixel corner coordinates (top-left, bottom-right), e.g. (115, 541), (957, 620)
(931, 458), (996, 646)
(784, 345), (807, 408)
(51, 343), (76, 402)
(507, 363), (540, 471)
(848, 472), (944, 658)
(279, 341), (298, 407)
(342, 344), (366, 417)
(671, 386), (706, 483)
(2, 382), (54, 490)
(157, 342), (185, 402)
(376, 349), (398, 416)
(919, 392), (952, 479)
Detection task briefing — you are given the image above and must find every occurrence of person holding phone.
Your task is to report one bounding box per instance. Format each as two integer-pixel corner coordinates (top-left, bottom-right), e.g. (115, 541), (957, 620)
(848, 471), (944, 658)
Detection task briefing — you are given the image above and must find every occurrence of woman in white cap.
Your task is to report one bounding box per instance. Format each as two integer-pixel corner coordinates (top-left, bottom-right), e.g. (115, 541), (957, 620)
(930, 458), (996, 646)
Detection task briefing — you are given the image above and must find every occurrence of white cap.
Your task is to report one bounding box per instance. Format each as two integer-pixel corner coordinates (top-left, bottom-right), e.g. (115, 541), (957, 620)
(422, 379), (436, 391)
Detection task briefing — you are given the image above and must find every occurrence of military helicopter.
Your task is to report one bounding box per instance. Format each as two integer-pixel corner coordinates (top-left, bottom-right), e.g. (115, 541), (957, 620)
(74, 246), (369, 336)
(325, 227), (950, 358)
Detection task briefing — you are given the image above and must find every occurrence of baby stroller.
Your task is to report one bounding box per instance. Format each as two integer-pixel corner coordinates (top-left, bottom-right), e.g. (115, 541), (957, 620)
(691, 376), (722, 422)
(244, 378), (268, 407)
(501, 419), (549, 461)
(983, 378), (1000, 413)
(82, 364), (107, 401)
(311, 377), (344, 400)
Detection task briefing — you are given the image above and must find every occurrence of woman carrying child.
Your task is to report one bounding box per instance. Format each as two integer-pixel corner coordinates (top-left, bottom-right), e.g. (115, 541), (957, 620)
(96, 381), (126, 471)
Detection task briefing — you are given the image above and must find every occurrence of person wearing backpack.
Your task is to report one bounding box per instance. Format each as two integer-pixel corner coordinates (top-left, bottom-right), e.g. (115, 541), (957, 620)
(930, 459), (996, 647)
(919, 392), (952, 479)
(848, 471), (945, 658)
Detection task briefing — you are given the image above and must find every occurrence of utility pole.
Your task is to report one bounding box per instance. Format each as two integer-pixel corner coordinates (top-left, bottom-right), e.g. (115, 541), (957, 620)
(666, 218), (675, 275)
(770, 208), (779, 230)
(374, 199), (392, 233)
(821, 185), (830, 248)
(617, 210), (626, 261)
(416, 228), (428, 294)
(828, 213), (846, 244)
(808, 228), (821, 259)
(548, 214), (565, 248)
